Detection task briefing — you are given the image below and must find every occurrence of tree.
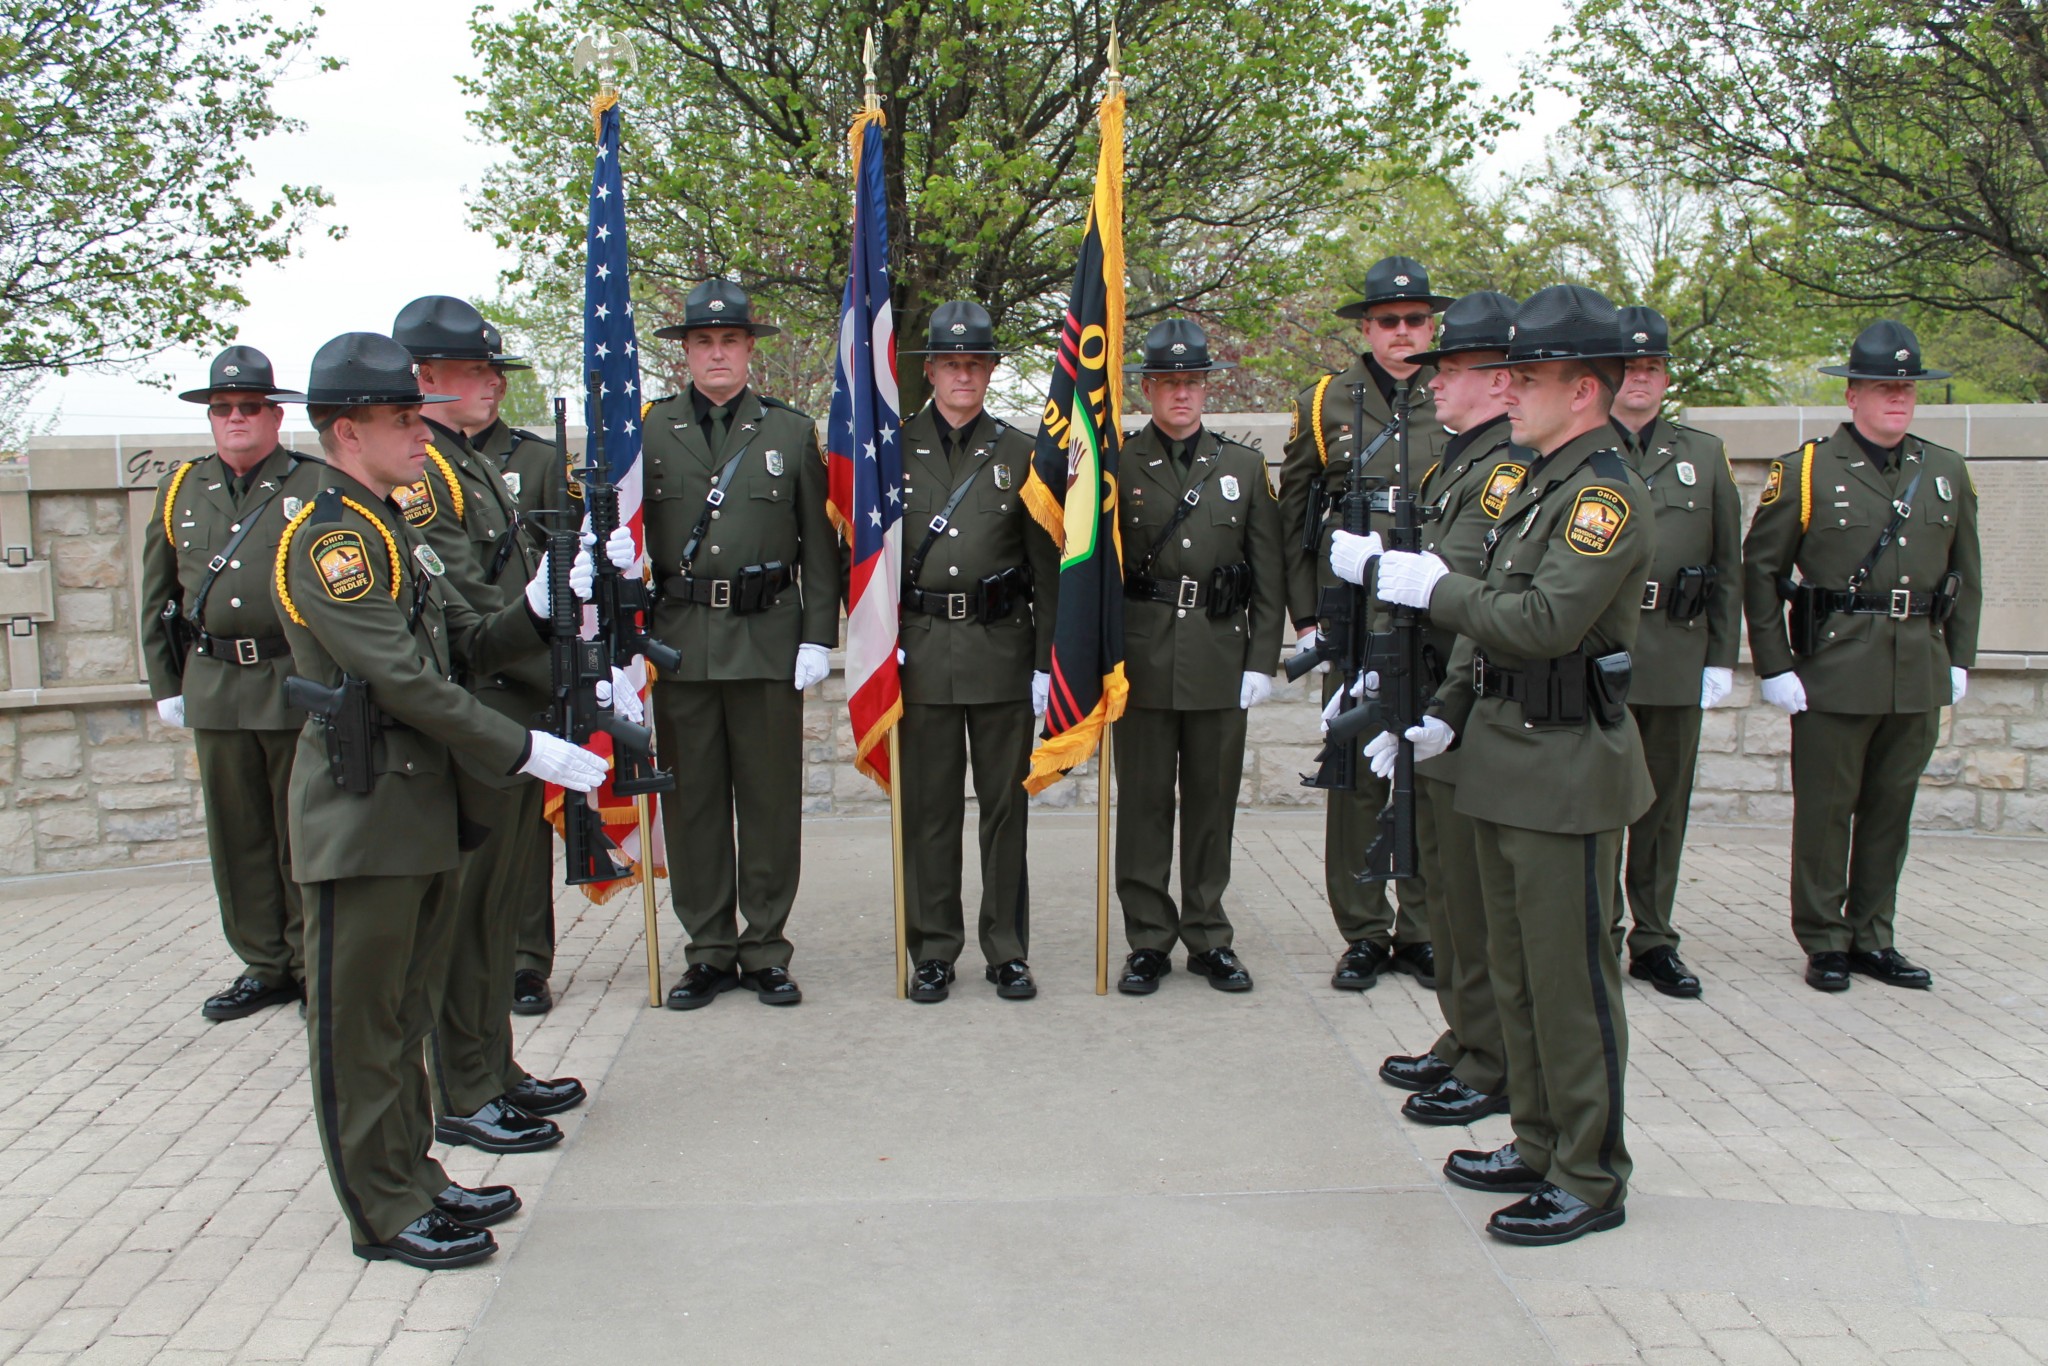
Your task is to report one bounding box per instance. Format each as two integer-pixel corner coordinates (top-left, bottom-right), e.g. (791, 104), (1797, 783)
(0, 2), (335, 379)
(465, 0), (1502, 413)
(1559, 0), (2048, 398)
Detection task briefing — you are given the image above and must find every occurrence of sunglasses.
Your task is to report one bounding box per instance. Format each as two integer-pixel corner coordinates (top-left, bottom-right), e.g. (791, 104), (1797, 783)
(208, 400), (274, 418)
(1367, 311), (1435, 330)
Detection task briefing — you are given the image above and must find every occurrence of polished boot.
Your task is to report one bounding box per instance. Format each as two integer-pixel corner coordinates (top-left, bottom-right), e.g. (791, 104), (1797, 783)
(910, 959), (955, 1004)
(433, 1184), (521, 1229)
(434, 1098), (563, 1154)
(1443, 1143), (1543, 1193)
(1118, 948), (1172, 996)
(1379, 1053), (1455, 1092)
(1188, 947), (1253, 992)
(985, 959), (1037, 1000)
(511, 969), (553, 1015)
(740, 966), (802, 1006)
(666, 963), (740, 1011)
(1805, 951), (1851, 992)
(504, 1074), (586, 1116)
(1389, 941), (1437, 988)
(1848, 947), (1932, 990)
(1402, 1076), (1510, 1126)
(1331, 940), (1390, 991)
(353, 1210), (497, 1269)
(1629, 945), (1702, 998)
(201, 975), (297, 1021)
(1486, 1183), (1626, 1246)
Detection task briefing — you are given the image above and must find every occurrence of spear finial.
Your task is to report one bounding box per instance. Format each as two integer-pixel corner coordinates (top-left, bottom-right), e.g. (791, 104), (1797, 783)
(863, 27), (880, 113)
(1107, 23), (1122, 97)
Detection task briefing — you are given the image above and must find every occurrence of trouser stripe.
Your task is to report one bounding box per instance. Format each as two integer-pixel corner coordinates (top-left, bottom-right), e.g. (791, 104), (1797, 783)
(1580, 835), (1626, 1210)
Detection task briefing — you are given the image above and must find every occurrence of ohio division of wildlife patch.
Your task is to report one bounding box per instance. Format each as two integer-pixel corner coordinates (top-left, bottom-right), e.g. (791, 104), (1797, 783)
(392, 479), (437, 527)
(1565, 486), (1629, 556)
(310, 530), (374, 601)
(1481, 462), (1527, 519)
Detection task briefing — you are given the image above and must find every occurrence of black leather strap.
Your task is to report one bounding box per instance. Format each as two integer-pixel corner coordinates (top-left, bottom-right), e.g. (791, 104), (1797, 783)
(191, 631), (290, 665)
(1136, 458), (1224, 576)
(678, 445), (754, 572)
(185, 460), (299, 630)
(661, 565), (795, 607)
(1125, 573), (1212, 609)
(1845, 468), (1922, 592)
(904, 463), (987, 587)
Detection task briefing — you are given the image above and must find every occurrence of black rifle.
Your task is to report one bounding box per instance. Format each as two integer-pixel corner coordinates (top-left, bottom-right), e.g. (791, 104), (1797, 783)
(283, 674), (381, 795)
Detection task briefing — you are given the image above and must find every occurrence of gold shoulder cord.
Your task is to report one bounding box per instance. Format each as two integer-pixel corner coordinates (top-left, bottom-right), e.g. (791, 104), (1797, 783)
(424, 444), (466, 522)
(1798, 439), (1817, 533)
(161, 461), (195, 544)
(273, 497), (403, 627)
(1312, 375), (1333, 467)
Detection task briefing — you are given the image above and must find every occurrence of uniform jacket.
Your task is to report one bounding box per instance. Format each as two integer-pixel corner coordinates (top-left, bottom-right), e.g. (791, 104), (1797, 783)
(272, 468), (542, 882)
(1429, 425), (1658, 834)
(642, 385), (842, 681)
(1620, 416), (1743, 706)
(1742, 423), (1980, 714)
(472, 417), (579, 530)
(896, 404), (1059, 705)
(1118, 423), (1285, 711)
(140, 445), (324, 731)
(1278, 355), (1452, 626)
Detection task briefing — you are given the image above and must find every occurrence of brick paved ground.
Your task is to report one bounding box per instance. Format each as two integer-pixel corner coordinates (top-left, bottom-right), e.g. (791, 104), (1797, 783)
(2, 816), (2045, 1363)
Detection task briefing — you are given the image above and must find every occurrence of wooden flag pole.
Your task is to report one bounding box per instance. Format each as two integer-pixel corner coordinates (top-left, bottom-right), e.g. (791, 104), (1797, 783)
(889, 727), (909, 999)
(636, 794), (661, 1006)
(1096, 725), (1113, 995)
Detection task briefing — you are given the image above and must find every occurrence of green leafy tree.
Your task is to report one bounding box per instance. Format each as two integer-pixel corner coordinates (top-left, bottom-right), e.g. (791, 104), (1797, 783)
(0, 1), (336, 378)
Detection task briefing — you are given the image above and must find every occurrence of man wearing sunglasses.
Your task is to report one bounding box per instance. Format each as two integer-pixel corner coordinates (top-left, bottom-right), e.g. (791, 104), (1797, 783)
(142, 347), (325, 1021)
(1277, 257), (1453, 994)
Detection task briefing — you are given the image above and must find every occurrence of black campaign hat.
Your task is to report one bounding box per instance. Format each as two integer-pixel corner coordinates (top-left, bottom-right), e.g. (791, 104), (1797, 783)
(1617, 306), (1670, 359)
(900, 301), (1010, 357)
(302, 333), (457, 411)
(1818, 319), (1950, 381)
(1406, 291), (1519, 365)
(392, 296), (495, 361)
(1123, 318), (1236, 375)
(177, 345), (304, 404)
(652, 278), (782, 339)
(1334, 255), (1456, 319)
(1474, 285), (1635, 368)
(482, 321), (531, 372)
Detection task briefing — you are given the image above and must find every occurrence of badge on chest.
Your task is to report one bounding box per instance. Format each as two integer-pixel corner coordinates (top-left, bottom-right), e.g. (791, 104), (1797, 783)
(765, 449), (784, 477)
(994, 463), (1012, 491)
(503, 471), (522, 499)
(1675, 461), (1696, 486)
(1220, 474), (1241, 502)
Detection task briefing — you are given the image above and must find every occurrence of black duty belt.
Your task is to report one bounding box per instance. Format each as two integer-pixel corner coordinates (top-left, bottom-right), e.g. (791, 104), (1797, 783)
(1125, 573), (1214, 609)
(661, 565), (795, 609)
(192, 631), (290, 666)
(1471, 653), (1530, 702)
(902, 583), (1018, 621)
(1829, 588), (1935, 618)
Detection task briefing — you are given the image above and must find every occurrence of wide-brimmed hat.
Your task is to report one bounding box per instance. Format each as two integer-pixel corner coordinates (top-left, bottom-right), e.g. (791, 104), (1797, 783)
(1123, 318), (1237, 375)
(482, 321), (531, 372)
(302, 333), (457, 411)
(1817, 319), (1951, 381)
(1617, 306), (1670, 359)
(1474, 285), (1636, 368)
(1334, 255), (1456, 320)
(177, 345), (304, 404)
(652, 278), (782, 339)
(1406, 291), (1518, 365)
(392, 296), (495, 361)
(900, 301), (1010, 357)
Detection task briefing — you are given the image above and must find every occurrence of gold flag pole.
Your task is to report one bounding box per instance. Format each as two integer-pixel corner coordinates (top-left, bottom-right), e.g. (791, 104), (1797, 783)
(636, 794), (662, 1006)
(1094, 26), (1123, 999)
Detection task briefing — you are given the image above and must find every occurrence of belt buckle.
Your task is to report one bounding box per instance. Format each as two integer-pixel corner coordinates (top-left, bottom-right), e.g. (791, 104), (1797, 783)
(234, 638), (260, 666)
(1640, 581), (1661, 610)
(946, 593), (969, 621)
(1176, 578), (1200, 610)
(1889, 588), (1911, 619)
(710, 579), (732, 609)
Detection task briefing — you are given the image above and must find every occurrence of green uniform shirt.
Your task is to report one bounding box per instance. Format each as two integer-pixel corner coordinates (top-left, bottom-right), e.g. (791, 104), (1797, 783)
(897, 404), (1059, 705)
(1617, 416), (1744, 706)
(1118, 423), (1285, 711)
(471, 417), (576, 526)
(1742, 423), (1981, 713)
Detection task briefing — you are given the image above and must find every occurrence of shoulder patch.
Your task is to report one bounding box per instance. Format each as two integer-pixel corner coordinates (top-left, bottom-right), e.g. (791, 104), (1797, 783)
(308, 528), (375, 601)
(1565, 486), (1630, 556)
(1760, 461), (1784, 506)
(393, 478), (437, 527)
(1481, 462), (1527, 520)
(1287, 404), (1301, 444)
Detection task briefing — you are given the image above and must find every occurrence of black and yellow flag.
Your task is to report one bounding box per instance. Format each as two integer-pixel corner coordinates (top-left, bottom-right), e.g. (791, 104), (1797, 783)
(1020, 77), (1128, 794)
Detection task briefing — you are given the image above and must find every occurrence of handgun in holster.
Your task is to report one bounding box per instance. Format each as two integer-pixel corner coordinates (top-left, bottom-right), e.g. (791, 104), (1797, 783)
(976, 564), (1033, 624)
(1205, 562), (1253, 618)
(1666, 564), (1718, 621)
(283, 673), (383, 795)
(1932, 570), (1962, 626)
(158, 599), (197, 681)
(1777, 576), (1831, 656)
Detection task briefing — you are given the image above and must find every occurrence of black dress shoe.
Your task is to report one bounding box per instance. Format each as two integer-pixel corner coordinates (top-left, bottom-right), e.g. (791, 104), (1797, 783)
(354, 1209), (497, 1269)
(1188, 947), (1253, 992)
(740, 966), (802, 1005)
(1848, 947), (1933, 990)
(1629, 945), (1702, 998)
(1403, 1076), (1510, 1126)
(1487, 1183), (1626, 1246)
(666, 963), (740, 1011)
(504, 1074), (586, 1116)
(1332, 940), (1391, 991)
(1390, 941), (1438, 988)
(434, 1098), (563, 1154)
(1118, 948), (1172, 995)
(201, 975), (297, 1021)
(909, 959), (955, 1003)
(1379, 1052), (1455, 1092)
(511, 969), (553, 1015)
(1444, 1143), (1544, 1193)
(1806, 951), (1851, 992)
(985, 959), (1037, 1000)
(433, 1183), (521, 1229)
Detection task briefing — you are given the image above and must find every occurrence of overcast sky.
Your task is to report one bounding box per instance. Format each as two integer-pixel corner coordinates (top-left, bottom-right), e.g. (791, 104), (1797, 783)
(31, 0), (1571, 439)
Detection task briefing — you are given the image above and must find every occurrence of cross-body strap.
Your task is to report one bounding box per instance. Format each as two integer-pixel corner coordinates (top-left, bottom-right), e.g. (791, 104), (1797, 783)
(1135, 459), (1226, 576)
(185, 459), (300, 630)
(677, 442), (756, 572)
(904, 461), (989, 587)
(1844, 468), (1923, 591)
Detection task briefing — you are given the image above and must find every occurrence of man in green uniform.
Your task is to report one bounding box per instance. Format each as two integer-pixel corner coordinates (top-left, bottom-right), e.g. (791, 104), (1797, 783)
(274, 331), (607, 1268)
(1743, 321), (1980, 992)
(643, 279), (842, 1009)
(895, 302), (1059, 1003)
(142, 347), (315, 1020)
(1359, 285), (1654, 1245)
(1278, 255), (1453, 991)
(1607, 307), (1741, 999)
(391, 295), (593, 1154)
(1113, 320), (1284, 995)
(1359, 291), (1522, 1125)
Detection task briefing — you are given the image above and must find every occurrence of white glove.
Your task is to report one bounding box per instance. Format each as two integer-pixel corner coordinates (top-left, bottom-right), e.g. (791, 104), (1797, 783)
(596, 669), (644, 724)
(1363, 716), (1455, 779)
(1032, 670), (1051, 717)
(793, 642), (830, 691)
(1239, 671), (1273, 710)
(1375, 550), (1450, 609)
(156, 696), (186, 728)
(1318, 671), (1370, 736)
(603, 524), (637, 572)
(519, 731), (608, 792)
(1701, 666), (1733, 710)
(524, 545), (597, 617)
(1292, 627), (1328, 676)
(1951, 667), (1968, 704)
(1329, 530), (1384, 586)
(1760, 671), (1808, 715)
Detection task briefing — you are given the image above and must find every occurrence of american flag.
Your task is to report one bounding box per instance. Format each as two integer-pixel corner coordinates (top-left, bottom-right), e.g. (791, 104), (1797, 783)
(824, 107), (903, 789)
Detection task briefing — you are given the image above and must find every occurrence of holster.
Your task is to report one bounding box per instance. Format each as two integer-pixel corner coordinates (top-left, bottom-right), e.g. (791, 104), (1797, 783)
(1932, 570), (1963, 626)
(1666, 564), (1717, 622)
(283, 673), (383, 796)
(1778, 576), (1831, 655)
(1586, 650), (1632, 729)
(158, 599), (196, 681)
(1205, 562), (1253, 619)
